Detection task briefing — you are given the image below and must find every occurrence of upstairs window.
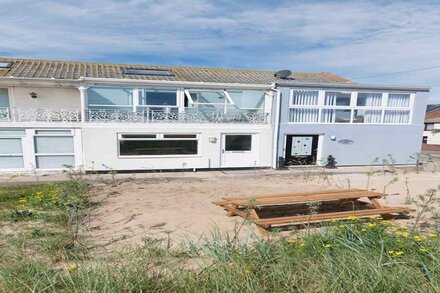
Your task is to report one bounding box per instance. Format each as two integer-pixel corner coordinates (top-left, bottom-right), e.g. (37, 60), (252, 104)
(0, 89), (9, 108)
(387, 94), (410, 107)
(138, 89), (177, 108)
(356, 93), (382, 107)
(325, 92), (351, 106)
(88, 87), (133, 110)
(425, 123), (434, 131)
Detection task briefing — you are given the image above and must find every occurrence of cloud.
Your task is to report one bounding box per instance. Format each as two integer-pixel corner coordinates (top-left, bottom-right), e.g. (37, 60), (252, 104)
(0, 0), (439, 102)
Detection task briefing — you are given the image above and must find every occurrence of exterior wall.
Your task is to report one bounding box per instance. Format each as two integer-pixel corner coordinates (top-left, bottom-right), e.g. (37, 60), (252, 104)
(10, 86), (80, 109)
(424, 127), (440, 145)
(81, 124), (273, 171)
(277, 87), (429, 166)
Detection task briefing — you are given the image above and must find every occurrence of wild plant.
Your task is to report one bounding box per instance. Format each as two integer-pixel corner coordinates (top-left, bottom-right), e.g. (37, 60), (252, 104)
(406, 185), (440, 233)
(365, 157), (379, 190)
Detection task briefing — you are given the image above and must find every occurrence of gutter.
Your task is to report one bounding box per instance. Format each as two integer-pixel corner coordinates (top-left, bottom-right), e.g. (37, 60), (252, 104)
(271, 86), (281, 169)
(275, 81), (431, 92)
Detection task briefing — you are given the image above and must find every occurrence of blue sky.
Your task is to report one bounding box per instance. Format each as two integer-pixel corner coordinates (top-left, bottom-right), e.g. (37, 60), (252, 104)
(1, 0), (440, 102)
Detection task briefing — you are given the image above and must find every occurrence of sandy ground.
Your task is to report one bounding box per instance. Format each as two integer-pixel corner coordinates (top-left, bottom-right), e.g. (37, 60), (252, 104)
(78, 167), (440, 251)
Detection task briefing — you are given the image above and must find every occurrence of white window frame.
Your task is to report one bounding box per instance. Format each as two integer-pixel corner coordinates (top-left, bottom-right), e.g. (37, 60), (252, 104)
(136, 88), (179, 110)
(33, 129), (75, 170)
(288, 89), (414, 125)
(118, 133), (201, 158)
(0, 129), (25, 170)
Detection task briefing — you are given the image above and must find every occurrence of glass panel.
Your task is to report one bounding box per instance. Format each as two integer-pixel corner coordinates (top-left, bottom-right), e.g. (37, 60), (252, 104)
(188, 91), (227, 110)
(0, 89), (9, 107)
(388, 94), (410, 107)
(120, 140), (198, 156)
(426, 124), (434, 131)
(35, 136), (74, 153)
(139, 89), (177, 106)
(289, 108), (319, 123)
(357, 93), (382, 107)
(88, 87), (133, 106)
(36, 156), (75, 169)
(335, 109), (351, 123)
(0, 129), (25, 136)
(291, 90), (318, 106)
(121, 134), (156, 139)
(384, 110), (410, 123)
(35, 130), (72, 135)
(225, 135), (252, 151)
(325, 92), (351, 106)
(0, 156), (24, 169)
(228, 90), (265, 109)
(353, 110), (382, 123)
(322, 109), (351, 123)
(163, 134), (197, 139)
(0, 138), (22, 154)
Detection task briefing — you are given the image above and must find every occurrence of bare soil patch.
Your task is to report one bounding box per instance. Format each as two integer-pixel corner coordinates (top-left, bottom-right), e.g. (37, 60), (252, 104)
(84, 169), (440, 251)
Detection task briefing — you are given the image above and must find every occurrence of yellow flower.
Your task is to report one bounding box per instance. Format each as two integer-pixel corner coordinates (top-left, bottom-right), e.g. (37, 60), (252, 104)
(324, 244), (332, 248)
(347, 216), (359, 221)
(300, 243), (306, 247)
(361, 228), (367, 232)
(395, 231), (409, 238)
(65, 265), (78, 271)
(419, 248), (428, 253)
(18, 198), (27, 204)
(287, 238), (296, 243)
(388, 250), (394, 255)
(330, 219), (337, 223)
(428, 233), (438, 238)
(367, 223), (377, 228)
(244, 269), (251, 274)
(400, 226), (408, 230)
(338, 224), (346, 228)
(414, 235), (425, 242)
(394, 251), (404, 256)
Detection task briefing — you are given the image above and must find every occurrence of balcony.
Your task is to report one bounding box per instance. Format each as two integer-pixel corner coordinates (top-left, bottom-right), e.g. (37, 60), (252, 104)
(0, 107), (268, 124)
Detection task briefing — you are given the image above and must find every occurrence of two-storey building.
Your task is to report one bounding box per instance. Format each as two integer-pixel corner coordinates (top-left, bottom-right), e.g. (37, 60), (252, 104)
(0, 57), (430, 172)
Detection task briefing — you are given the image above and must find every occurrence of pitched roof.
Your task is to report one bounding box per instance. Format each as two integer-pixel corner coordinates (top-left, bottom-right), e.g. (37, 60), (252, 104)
(427, 104), (440, 113)
(0, 57), (351, 85)
(425, 107), (440, 121)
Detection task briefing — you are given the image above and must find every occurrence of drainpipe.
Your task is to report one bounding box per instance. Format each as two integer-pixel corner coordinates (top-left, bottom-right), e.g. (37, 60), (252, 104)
(271, 86), (281, 169)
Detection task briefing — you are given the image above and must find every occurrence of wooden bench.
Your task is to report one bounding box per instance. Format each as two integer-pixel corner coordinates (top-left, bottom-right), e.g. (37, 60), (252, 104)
(212, 189), (414, 236)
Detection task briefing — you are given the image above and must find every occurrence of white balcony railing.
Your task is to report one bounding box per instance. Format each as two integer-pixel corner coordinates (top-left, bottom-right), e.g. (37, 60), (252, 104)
(87, 108), (268, 124)
(0, 107), (81, 122)
(0, 107), (268, 124)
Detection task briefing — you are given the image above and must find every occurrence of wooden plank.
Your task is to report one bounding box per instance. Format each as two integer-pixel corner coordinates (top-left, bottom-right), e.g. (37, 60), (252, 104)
(228, 191), (383, 207)
(222, 189), (363, 201)
(255, 207), (414, 226)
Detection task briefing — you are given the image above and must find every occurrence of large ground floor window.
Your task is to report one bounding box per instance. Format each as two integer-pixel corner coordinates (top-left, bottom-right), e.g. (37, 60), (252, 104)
(34, 130), (75, 169)
(0, 129), (25, 169)
(119, 133), (199, 156)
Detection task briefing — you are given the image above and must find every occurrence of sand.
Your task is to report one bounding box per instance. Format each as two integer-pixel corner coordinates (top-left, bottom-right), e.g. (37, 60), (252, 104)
(82, 167), (440, 251)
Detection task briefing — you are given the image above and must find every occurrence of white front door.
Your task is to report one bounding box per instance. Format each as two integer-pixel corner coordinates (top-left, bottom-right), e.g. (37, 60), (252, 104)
(221, 134), (257, 167)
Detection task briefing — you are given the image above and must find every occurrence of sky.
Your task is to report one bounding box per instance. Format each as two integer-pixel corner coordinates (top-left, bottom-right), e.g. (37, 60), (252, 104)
(1, 0), (440, 103)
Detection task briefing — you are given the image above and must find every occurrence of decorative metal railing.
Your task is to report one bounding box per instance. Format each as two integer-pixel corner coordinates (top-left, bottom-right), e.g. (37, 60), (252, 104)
(0, 108), (81, 122)
(0, 107), (268, 124)
(87, 108), (268, 124)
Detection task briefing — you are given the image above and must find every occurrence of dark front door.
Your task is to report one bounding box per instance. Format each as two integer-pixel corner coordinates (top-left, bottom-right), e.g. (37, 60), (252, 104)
(285, 135), (319, 165)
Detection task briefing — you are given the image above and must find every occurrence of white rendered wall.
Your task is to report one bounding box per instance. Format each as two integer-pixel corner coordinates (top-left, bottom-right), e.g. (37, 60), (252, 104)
(81, 123), (273, 171)
(424, 127), (440, 145)
(10, 86), (80, 109)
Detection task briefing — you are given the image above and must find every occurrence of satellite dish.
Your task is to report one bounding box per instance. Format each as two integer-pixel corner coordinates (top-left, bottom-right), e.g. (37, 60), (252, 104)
(274, 70), (292, 79)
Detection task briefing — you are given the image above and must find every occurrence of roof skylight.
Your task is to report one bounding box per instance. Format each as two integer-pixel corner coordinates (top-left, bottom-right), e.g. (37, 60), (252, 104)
(0, 62), (12, 68)
(123, 68), (173, 76)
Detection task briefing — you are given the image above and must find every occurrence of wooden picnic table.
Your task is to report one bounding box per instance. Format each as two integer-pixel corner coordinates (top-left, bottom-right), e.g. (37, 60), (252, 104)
(212, 189), (414, 236)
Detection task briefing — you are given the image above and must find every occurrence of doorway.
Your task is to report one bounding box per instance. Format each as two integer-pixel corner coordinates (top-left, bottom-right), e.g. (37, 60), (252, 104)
(285, 135), (319, 165)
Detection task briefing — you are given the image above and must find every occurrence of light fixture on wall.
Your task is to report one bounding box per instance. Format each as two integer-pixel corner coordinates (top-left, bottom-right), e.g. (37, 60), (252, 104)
(29, 92), (37, 99)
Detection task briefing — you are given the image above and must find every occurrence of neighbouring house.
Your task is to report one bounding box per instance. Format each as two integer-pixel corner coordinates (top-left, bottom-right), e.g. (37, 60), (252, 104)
(274, 80), (430, 166)
(0, 57), (431, 173)
(423, 106), (440, 153)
